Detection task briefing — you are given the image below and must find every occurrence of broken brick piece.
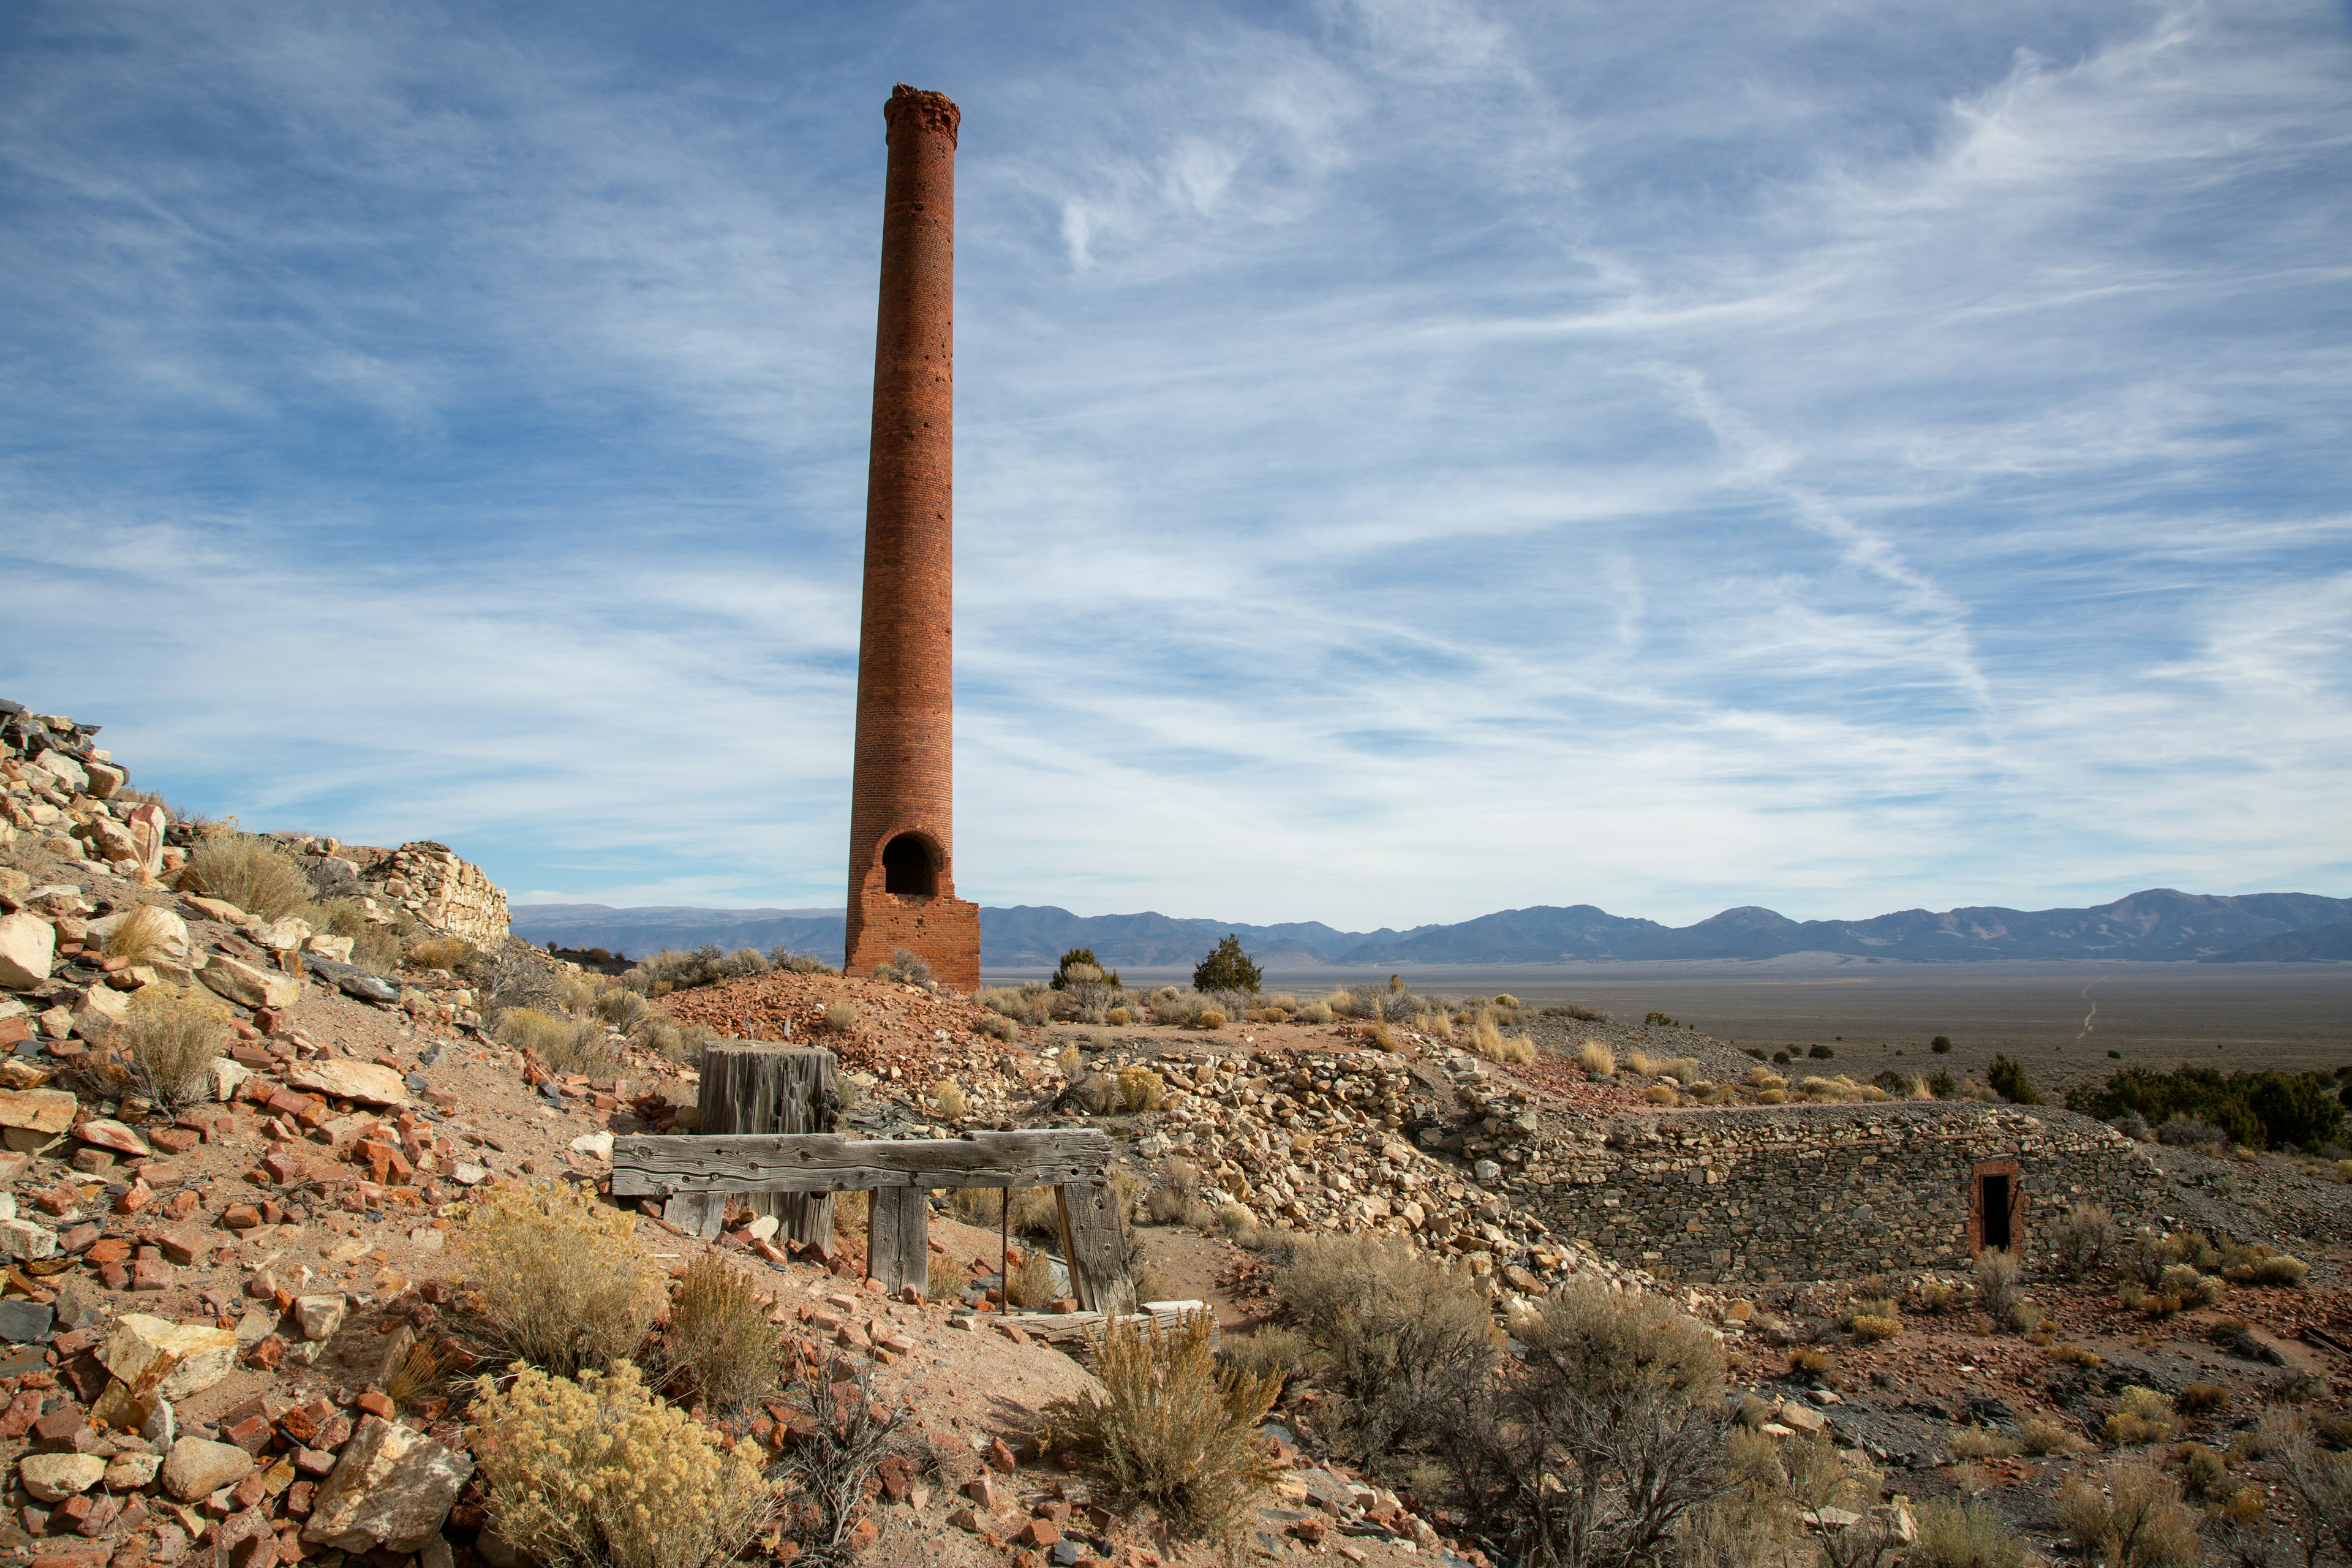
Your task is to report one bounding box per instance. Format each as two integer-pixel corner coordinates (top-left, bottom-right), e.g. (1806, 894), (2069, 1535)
(221, 1205), (263, 1231)
(354, 1389), (396, 1420)
(148, 1128), (200, 1156)
(224, 1414), (274, 1453)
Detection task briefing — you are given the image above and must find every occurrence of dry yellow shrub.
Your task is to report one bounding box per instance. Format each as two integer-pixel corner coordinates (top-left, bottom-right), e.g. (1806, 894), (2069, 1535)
(122, 986), (231, 1111)
(462, 1182), (663, 1376)
(103, 903), (183, 964)
(469, 1362), (772, 1568)
(1120, 1066), (1167, 1110)
(185, 833), (312, 920)
(661, 1257), (780, 1417)
(1047, 1312), (1281, 1547)
(1577, 1041), (1615, 1076)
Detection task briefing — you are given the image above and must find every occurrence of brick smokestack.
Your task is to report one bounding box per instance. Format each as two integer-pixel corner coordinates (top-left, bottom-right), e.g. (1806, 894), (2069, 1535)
(844, 84), (981, 990)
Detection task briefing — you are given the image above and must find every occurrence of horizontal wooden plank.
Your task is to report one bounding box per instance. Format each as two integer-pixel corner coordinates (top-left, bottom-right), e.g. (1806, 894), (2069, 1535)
(995, 1301), (1213, 1349)
(610, 1128), (1114, 1197)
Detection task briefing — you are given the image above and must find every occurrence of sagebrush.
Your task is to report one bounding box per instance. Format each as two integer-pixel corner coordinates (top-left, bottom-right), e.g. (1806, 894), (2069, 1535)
(469, 1362), (771, 1568)
(461, 1181), (663, 1376)
(1047, 1312), (1281, 1547)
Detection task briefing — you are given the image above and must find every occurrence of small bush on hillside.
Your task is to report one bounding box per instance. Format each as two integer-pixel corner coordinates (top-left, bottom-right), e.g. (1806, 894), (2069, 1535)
(1973, 1249), (2030, 1330)
(927, 1251), (970, 1302)
(1908, 1500), (2029, 1568)
(2057, 1463), (2200, 1568)
(1948, 1427), (2019, 1460)
(820, 1000), (855, 1034)
(185, 832), (313, 920)
(1445, 1283), (1728, 1568)
(930, 1080), (968, 1120)
(469, 1362), (772, 1568)
(775, 1360), (911, 1560)
(2221, 1244), (2308, 1286)
(1190, 934), (1261, 995)
(2022, 1417), (2086, 1455)
(973, 1011), (1019, 1042)
(1046, 1311), (1282, 1548)
(408, 935), (475, 972)
(462, 1181), (664, 1376)
(1577, 1041), (1615, 1077)
(101, 903), (182, 964)
(498, 1007), (612, 1077)
(1987, 1053), (2042, 1104)
(593, 986), (649, 1031)
(1006, 1248), (1057, 1309)
(1194, 1009), (1227, 1031)
(2107, 1387), (2180, 1446)
(1273, 1235), (1498, 1470)
(2046, 1203), (2117, 1280)
(660, 1257), (780, 1418)
(623, 945), (769, 997)
(1918, 1278), (1967, 1314)
(1297, 1001), (1332, 1023)
(122, 986), (231, 1110)
(768, 948), (837, 974)
(1807, 1044), (1834, 1060)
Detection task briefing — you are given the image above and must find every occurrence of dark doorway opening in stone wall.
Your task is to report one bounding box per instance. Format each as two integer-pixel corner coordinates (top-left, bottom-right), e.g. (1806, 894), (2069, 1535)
(1969, 1158), (2021, 1254)
(882, 833), (939, 897)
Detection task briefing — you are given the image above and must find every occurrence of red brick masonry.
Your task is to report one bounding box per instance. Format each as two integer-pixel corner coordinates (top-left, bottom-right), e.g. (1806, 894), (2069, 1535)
(845, 85), (980, 991)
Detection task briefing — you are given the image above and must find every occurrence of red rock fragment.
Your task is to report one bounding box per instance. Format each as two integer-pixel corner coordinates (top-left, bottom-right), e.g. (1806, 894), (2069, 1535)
(354, 1389), (396, 1420)
(221, 1205), (262, 1231)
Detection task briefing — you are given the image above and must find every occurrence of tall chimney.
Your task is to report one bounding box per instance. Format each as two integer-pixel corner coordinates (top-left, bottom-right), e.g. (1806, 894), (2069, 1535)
(843, 84), (981, 990)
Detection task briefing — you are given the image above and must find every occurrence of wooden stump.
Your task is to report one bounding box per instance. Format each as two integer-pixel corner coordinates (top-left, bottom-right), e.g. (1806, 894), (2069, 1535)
(671, 1043), (839, 1245)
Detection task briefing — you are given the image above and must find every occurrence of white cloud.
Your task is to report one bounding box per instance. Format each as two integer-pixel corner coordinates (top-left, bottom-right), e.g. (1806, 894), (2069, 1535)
(2, 0), (2346, 929)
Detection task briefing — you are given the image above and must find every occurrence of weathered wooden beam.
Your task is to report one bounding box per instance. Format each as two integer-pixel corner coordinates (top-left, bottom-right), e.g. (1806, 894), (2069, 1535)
(610, 1128), (1113, 1197)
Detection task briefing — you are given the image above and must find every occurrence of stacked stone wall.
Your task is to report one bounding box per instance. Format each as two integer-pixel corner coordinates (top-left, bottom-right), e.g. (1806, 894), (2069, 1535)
(1506, 1104), (2158, 1284)
(360, 842), (510, 949)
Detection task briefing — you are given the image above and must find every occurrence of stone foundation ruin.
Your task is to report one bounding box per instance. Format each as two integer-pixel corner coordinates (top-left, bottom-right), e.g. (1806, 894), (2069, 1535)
(1502, 1102), (2158, 1284)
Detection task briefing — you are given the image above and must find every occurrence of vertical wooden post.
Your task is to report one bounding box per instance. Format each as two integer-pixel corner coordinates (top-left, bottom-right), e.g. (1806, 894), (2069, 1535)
(1055, 1181), (1137, 1315)
(684, 1044), (840, 1247)
(867, 1185), (930, 1297)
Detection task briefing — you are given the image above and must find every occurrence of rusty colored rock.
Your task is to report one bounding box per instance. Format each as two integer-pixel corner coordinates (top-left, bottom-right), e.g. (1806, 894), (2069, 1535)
(844, 84), (981, 993)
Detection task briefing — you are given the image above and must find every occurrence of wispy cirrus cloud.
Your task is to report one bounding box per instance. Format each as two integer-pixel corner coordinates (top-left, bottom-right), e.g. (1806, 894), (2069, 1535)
(1, 0), (2346, 929)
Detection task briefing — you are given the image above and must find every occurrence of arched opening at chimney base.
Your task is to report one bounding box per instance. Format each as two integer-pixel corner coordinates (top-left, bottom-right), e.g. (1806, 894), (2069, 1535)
(882, 833), (940, 897)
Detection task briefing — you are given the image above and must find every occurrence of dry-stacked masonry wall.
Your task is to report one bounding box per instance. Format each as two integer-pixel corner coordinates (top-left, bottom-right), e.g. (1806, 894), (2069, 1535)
(1505, 1104), (2159, 1284)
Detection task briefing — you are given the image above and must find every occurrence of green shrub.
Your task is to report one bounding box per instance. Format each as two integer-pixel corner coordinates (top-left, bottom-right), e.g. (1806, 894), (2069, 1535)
(2066, 1064), (2345, 1151)
(1051, 947), (1121, 990)
(1987, 1053), (2042, 1105)
(1190, 934), (1261, 995)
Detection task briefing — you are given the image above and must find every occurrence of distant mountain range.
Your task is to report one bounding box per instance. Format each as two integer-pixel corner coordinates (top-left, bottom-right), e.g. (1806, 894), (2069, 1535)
(509, 888), (2352, 968)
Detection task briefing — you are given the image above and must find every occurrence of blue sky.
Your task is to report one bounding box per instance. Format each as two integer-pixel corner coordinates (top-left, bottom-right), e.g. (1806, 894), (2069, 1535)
(4, 0), (2348, 929)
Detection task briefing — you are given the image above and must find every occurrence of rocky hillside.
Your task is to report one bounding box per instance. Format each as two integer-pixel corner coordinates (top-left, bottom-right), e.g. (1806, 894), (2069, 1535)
(6, 699), (2348, 1568)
